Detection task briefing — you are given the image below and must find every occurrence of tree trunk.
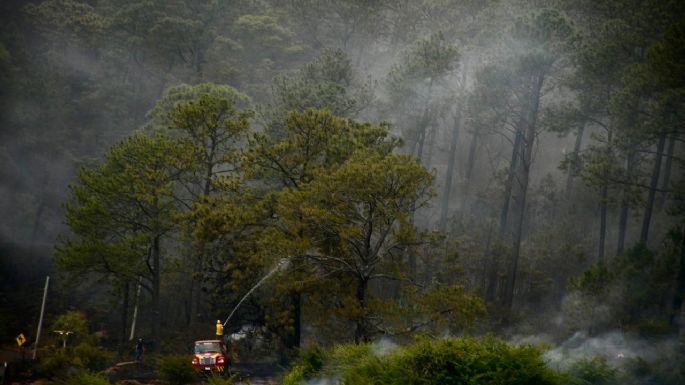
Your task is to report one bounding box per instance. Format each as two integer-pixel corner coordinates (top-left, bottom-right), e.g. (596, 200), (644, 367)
(439, 110), (462, 230)
(424, 123), (437, 170)
(118, 281), (129, 358)
(485, 253), (499, 303)
(354, 277), (369, 344)
(460, 129), (479, 219)
(656, 133), (676, 211)
(617, 149), (637, 256)
(500, 129), (523, 237)
(289, 291), (302, 348)
(416, 119), (428, 163)
(598, 184), (608, 264)
(152, 235), (161, 352)
(483, 222), (498, 303)
(597, 125), (614, 265)
(414, 80), (434, 163)
(190, 162), (215, 326)
(670, 225), (685, 332)
(503, 70), (544, 315)
(440, 64), (469, 229)
(565, 123), (585, 200)
(640, 129), (667, 244)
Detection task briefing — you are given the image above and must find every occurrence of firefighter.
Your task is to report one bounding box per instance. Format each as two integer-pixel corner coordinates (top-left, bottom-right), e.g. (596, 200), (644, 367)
(215, 320), (224, 337)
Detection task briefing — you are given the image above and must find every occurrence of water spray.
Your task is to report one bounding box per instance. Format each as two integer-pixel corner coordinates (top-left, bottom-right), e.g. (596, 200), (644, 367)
(222, 258), (290, 327)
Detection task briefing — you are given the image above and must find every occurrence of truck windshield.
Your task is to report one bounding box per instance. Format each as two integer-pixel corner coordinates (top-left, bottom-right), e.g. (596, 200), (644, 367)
(195, 342), (221, 353)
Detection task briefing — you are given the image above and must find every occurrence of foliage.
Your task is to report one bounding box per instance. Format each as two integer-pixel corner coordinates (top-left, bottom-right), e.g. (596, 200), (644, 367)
(50, 310), (94, 346)
(56, 133), (194, 279)
(566, 356), (619, 385)
(285, 337), (563, 385)
(2, 0), (683, 372)
(267, 48), (373, 123)
(71, 343), (114, 372)
(566, 243), (680, 334)
(156, 354), (200, 385)
(621, 353), (685, 385)
(40, 344), (113, 378)
(39, 311), (113, 379)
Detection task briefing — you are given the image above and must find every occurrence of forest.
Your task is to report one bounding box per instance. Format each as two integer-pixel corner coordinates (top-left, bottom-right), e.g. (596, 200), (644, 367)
(0, 0), (684, 384)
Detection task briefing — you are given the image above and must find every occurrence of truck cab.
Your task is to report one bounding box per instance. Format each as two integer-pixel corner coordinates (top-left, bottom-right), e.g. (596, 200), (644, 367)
(192, 340), (229, 374)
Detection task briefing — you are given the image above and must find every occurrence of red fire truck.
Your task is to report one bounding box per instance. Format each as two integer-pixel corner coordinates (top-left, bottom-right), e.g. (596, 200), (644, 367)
(191, 340), (229, 374)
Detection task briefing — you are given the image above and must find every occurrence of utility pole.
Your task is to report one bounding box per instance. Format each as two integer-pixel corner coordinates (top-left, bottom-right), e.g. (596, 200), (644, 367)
(33, 276), (49, 360)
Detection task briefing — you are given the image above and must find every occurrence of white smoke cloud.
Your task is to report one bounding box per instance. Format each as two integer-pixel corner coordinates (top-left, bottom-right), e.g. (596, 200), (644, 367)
(543, 331), (679, 371)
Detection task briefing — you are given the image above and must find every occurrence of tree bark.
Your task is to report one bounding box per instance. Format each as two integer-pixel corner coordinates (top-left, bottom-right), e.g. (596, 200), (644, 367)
(656, 133), (676, 211)
(670, 225), (685, 332)
(190, 158), (216, 326)
(440, 64), (469, 229)
(152, 235), (161, 352)
(290, 291), (302, 348)
(616, 149), (637, 256)
(597, 125), (614, 265)
(118, 281), (129, 358)
(616, 198), (629, 256)
(354, 277), (369, 344)
(565, 123), (585, 200)
(416, 119), (428, 163)
(439, 110), (462, 230)
(500, 129), (523, 237)
(460, 129), (479, 219)
(640, 129), (667, 244)
(504, 70), (544, 314)
(598, 184), (608, 264)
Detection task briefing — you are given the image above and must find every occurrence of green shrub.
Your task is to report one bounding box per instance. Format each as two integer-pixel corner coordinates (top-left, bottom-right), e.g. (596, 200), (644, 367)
(622, 356), (685, 385)
(284, 337), (563, 385)
(156, 354), (200, 385)
(283, 365), (308, 385)
(40, 348), (78, 378)
(297, 345), (327, 377)
(566, 356), (618, 385)
(39, 343), (114, 378)
(72, 343), (114, 371)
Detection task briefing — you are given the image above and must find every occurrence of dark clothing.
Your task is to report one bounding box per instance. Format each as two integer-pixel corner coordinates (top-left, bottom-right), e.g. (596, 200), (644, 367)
(134, 340), (144, 361)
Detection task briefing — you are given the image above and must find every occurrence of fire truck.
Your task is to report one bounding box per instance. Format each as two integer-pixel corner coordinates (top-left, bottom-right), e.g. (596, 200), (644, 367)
(191, 339), (229, 374)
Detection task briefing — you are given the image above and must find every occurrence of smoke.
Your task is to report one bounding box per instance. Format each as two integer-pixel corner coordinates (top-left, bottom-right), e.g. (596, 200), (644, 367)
(305, 377), (339, 385)
(302, 338), (398, 385)
(371, 337), (398, 357)
(543, 331), (680, 371)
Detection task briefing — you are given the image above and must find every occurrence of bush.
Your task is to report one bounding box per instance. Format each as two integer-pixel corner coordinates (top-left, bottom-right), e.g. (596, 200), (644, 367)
(284, 337), (563, 385)
(566, 356), (618, 385)
(40, 348), (78, 379)
(73, 343), (114, 371)
(39, 343), (114, 378)
(156, 354), (200, 385)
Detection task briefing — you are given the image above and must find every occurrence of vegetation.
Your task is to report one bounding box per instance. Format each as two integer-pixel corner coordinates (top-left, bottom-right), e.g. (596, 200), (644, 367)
(38, 311), (113, 380)
(284, 337), (563, 385)
(156, 354), (200, 385)
(1, 0), (684, 383)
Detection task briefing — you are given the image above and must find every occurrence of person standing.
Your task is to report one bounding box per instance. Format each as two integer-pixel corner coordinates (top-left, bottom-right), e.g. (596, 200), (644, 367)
(134, 338), (144, 362)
